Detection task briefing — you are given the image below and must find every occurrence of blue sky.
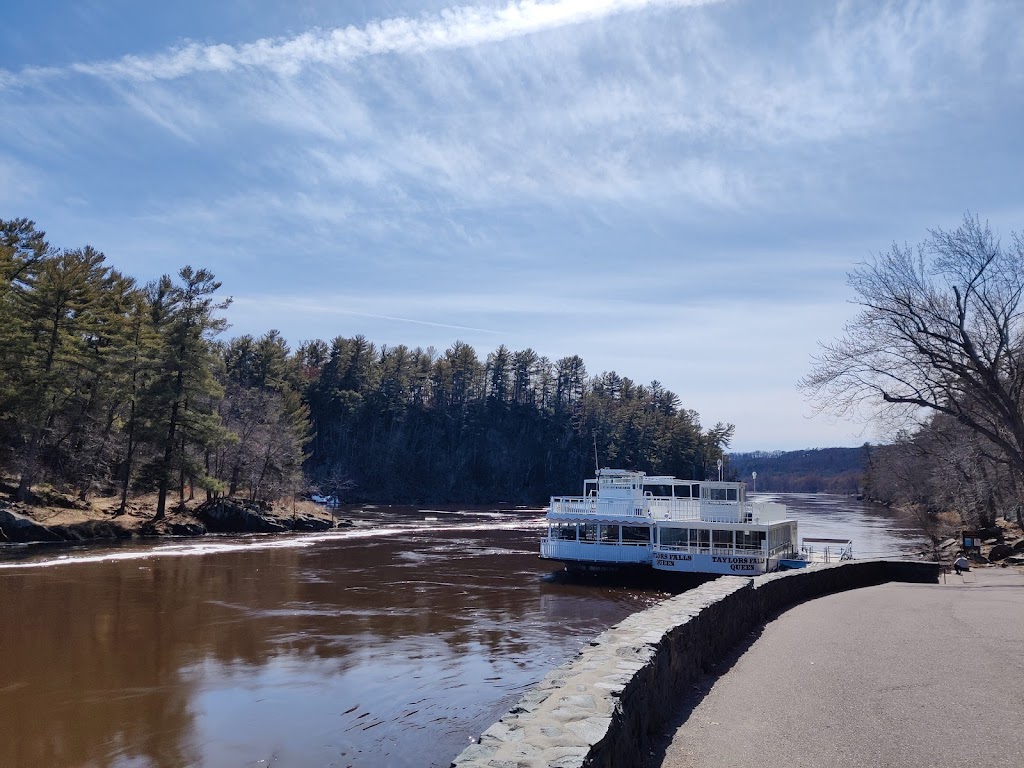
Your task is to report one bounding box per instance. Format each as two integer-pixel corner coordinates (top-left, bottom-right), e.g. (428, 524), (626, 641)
(2, 0), (1023, 451)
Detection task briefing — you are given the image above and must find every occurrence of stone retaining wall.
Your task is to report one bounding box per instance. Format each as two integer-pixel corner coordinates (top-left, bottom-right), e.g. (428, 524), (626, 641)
(451, 559), (938, 768)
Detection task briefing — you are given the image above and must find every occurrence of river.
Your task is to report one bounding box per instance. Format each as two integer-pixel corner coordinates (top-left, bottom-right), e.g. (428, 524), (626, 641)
(0, 495), (924, 768)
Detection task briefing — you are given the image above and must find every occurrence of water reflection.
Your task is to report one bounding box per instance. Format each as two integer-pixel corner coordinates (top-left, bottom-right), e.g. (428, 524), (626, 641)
(0, 498), (925, 767)
(0, 509), (663, 768)
(754, 493), (927, 558)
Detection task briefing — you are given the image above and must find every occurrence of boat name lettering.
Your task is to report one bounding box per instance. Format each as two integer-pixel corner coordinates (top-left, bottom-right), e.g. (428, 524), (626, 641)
(711, 556), (765, 564)
(654, 553), (692, 565)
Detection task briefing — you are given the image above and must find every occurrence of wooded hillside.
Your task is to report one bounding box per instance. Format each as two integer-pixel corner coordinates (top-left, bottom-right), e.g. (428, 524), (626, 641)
(0, 218), (735, 509)
(728, 447), (865, 493)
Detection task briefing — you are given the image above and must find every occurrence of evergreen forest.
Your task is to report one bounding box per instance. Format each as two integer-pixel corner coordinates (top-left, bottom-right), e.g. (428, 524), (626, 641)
(0, 218), (735, 510)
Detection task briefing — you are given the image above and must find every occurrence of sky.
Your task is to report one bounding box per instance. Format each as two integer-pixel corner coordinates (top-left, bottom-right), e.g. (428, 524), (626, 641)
(2, 0), (1023, 452)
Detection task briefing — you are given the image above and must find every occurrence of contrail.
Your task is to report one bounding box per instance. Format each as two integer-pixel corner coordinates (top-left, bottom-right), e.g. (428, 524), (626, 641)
(9, 0), (722, 85)
(233, 296), (505, 335)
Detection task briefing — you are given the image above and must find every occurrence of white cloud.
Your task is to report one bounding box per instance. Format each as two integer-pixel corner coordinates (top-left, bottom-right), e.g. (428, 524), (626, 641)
(6, 0), (723, 84)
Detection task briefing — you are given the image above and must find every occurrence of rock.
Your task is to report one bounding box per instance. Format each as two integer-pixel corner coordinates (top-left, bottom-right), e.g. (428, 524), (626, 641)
(987, 543), (1013, 562)
(939, 538), (957, 550)
(288, 514), (332, 532)
(337, 519), (355, 528)
(0, 507), (64, 543)
(195, 499), (288, 534)
(1012, 539), (1024, 552)
(167, 521), (207, 536)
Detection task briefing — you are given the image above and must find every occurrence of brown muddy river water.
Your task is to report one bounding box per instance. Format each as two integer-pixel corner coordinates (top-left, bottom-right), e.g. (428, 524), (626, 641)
(0, 496), (923, 768)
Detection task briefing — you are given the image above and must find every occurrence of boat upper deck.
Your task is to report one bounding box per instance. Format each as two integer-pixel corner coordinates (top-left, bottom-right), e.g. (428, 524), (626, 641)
(547, 470), (790, 526)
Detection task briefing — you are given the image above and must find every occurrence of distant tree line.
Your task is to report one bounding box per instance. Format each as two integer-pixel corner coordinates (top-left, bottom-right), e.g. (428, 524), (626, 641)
(0, 218), (735, 511)
(728, 448), (864, 494)
(803, 215), (1024, 532)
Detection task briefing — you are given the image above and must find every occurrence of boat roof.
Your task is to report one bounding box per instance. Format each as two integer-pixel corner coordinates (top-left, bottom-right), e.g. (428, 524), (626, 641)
(590, 469), (742, 486)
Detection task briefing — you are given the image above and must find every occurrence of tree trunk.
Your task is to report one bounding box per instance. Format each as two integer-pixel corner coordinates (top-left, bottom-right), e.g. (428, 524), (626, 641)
(154, 395), (181, 521)
(16, 428), (42, 502)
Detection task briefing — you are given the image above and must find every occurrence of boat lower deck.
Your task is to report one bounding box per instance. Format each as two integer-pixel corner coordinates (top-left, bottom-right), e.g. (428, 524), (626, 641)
(541, 516), (799, 576)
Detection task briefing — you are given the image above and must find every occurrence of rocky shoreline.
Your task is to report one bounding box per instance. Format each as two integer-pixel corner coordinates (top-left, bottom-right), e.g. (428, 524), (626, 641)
(0, 494), (347, 545)
(922, 518), (1024, 568)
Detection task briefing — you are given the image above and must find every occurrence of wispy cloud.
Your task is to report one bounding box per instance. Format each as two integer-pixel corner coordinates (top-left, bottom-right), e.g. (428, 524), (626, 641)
(230, 295), (506, 334)
(9, 0), (723, 85)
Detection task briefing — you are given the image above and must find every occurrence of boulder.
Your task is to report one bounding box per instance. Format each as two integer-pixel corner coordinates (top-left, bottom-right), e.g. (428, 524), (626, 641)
(196, 499), (288, 534)
(987, 543), (1013, 562)
(0, 507), (64, 543)
(287, 514), (333, 532)
(1011, 539), (1024, 552)
(166, 521), (207, 536)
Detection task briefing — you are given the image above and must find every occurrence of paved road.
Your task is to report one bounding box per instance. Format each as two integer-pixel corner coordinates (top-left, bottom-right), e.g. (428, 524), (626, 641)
(649, 568), (1024, 768)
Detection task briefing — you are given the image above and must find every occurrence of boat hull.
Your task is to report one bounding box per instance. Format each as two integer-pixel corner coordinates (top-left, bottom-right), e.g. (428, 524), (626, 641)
(651, 550), (770, 575)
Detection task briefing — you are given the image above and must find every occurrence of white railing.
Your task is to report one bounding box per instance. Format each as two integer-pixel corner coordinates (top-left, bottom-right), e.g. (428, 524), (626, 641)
(549, 497), (598, 515)
(656, 544), (766, 556)
(540, 538), (653, 564)
(661, 501), (747, 523)
(800, 538), (854, 563)
(550, 496), (756, 523)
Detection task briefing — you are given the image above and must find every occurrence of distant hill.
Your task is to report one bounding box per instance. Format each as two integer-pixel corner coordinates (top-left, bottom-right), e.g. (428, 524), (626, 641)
(727, 447), (865, 494)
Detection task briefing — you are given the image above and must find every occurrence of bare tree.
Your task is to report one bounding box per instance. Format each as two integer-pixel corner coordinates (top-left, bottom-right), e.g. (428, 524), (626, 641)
(801, 214), (1024, 495)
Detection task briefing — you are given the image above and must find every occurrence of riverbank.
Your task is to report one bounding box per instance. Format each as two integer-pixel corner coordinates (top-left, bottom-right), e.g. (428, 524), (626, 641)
(0, 485), (344, 544)
(920, 517), (1024, 568)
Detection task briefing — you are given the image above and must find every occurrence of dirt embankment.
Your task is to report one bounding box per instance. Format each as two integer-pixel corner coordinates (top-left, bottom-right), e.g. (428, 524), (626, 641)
(0, 488), (346, 544)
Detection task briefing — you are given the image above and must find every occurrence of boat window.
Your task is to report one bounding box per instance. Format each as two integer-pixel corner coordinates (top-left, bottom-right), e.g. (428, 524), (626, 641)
(579, 523), (598, 542)
(659, 527), (687, 546)
(768, 526), (792, 551)
(698, 529), (711, 548)
(727, 488), (738, 501)
(691, 484), (700, 498)
(599, 524), (619, 543)
(622, 526), (650, 544)
(707, 487), (729, 502)
(713, 530), (733, 547)
(675, 485), (691, 498)
(553, 523), (577, 540)
(736, 530), (765, 548)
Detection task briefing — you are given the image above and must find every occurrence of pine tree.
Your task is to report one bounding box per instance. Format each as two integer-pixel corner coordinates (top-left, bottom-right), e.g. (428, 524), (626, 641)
(140, 268), (230, 520)
(5, 246), (125, 500)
